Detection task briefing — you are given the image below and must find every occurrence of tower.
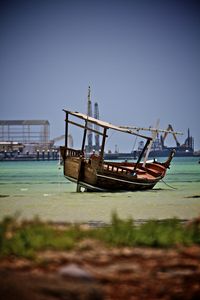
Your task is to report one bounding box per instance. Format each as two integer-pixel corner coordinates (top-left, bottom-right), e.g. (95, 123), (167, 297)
(87, 86), (93, 152)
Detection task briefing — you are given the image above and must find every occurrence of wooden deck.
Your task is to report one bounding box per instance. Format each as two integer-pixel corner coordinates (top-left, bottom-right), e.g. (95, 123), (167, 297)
(102, 162), (156, 180)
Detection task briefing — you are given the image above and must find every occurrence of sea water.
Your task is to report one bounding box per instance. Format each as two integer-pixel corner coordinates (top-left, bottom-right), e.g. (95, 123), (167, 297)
(0, 157), (200, 223)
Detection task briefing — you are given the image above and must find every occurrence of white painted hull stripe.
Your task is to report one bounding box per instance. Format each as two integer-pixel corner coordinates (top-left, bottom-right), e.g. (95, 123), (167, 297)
(97, 174), (158, 186)
(64, 176), (107, 191)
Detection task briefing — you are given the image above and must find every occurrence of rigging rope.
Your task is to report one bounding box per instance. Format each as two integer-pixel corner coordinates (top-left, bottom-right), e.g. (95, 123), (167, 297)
(161, 179), (177, 190)
(131, 136), (138, 153)
(106, 131), (114, 142)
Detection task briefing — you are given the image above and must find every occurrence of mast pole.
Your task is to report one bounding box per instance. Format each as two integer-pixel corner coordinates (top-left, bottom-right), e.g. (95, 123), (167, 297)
(100, 127), (107, 163)
(143, 119), (160, 167)
(65, 112), (69, 148)
(81, 120), (87, 153)
(132, 139), (151, 173)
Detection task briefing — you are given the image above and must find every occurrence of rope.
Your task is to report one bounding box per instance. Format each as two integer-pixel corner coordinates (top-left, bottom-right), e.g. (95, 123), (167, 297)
(107, 131), (114, 142)
(161, 179), (177, 190)
(131, 136), (138, 153)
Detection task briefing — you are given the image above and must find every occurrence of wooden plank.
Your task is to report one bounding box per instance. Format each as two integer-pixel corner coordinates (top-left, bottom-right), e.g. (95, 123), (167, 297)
(63, 109), (152, 140)
(68, 120), (107, 137)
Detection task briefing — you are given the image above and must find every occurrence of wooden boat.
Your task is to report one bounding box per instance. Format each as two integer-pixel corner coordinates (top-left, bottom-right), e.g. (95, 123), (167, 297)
(60, 110), (175, 192)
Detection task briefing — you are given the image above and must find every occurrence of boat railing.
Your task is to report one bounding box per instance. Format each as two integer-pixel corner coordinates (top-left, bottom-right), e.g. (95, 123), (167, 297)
(139, 165), (163, 177)
(103, 162), (133, 176)
(66, 148), (83, 157)
(60, 146), (83, 158)
(102, 161), (152, 177)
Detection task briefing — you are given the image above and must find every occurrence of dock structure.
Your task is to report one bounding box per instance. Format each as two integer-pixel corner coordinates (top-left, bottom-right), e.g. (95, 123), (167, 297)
(0, 120), (75, 161)
(0, 120), (50, 144)
(0, 120), (53, 159)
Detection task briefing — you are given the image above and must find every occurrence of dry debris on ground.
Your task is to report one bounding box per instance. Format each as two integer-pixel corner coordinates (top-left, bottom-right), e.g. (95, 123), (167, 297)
(0, 241), (200, 300)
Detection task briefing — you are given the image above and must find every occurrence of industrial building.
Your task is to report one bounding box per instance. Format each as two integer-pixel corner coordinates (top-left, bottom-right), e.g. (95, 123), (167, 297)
(0, 119), (74, 160)
(0, 120), (50, 144)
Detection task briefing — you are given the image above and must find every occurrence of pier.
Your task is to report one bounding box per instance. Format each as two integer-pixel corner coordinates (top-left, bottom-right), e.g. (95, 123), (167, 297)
(0, 149), (60, 161)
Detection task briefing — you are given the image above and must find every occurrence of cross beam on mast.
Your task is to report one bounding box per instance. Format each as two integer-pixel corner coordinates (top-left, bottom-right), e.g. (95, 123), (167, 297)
(120, 126), (183, 136)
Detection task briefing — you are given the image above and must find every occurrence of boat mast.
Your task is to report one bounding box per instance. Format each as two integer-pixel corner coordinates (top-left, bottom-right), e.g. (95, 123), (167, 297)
(100, 127), (107, 163)
(81, 120), (87, 153)
(94, 102), (100, 152)
(65, 111), (69, 148)
(132, 139), (151, 173)
(142, 119), (160, 167)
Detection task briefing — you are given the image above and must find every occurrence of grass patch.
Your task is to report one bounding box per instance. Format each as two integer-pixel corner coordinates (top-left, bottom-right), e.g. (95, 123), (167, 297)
(0, 213), (200, 258)
(0, 217), (80, 258)
(90, 213), (200, 247)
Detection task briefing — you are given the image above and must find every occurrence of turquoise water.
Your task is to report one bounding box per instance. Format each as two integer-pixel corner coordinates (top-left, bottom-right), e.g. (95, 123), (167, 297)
(0, 157), (200, 222)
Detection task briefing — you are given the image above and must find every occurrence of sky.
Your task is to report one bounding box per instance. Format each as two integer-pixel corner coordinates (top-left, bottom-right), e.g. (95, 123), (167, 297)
(0, 0), (200, 151)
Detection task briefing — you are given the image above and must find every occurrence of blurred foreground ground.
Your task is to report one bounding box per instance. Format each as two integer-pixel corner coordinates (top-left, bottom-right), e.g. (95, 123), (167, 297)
(0, 241), (200, 300)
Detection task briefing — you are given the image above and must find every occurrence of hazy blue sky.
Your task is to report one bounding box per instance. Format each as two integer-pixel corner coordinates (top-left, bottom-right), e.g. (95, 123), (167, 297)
(0, 0), (199, 151)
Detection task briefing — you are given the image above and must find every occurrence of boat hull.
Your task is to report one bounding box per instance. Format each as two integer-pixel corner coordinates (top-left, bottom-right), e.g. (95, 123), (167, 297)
(61, 149), (166, 192)
(64, 172), (158, 192)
